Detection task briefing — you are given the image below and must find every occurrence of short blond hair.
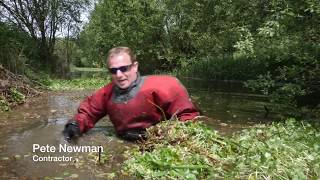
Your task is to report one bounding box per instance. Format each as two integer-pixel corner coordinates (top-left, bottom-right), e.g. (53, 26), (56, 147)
(107, 47), (136, 64)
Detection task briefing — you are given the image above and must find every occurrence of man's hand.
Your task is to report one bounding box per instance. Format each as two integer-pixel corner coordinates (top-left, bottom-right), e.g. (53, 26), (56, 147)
(120, 129), (146, 141)
(63, 120), (80, 142)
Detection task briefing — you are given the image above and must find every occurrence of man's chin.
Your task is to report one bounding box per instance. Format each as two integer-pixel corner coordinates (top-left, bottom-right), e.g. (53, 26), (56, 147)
(117, 83), (129, 89)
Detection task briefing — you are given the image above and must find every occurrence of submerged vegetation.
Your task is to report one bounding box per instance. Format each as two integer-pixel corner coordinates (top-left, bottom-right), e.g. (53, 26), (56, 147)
(122, 118), (320, 179)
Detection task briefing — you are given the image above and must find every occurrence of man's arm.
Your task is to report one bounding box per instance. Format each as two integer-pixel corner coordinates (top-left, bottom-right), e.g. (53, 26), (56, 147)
(63, 86), (110, 141)
(74, 88), (108, 133)
(153, 77), (200, 121)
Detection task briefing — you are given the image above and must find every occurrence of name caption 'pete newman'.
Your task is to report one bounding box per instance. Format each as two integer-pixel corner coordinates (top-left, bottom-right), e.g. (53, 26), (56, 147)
(32, 144), (103, 162)
(33, 144), (104, 153)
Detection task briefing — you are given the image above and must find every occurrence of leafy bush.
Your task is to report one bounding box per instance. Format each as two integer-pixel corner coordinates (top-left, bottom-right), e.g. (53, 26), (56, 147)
(178, 55), (266, 80)
(0, 22), (38, 74)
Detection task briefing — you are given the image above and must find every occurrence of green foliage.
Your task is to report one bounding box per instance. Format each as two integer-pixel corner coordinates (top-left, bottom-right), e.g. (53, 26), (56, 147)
(245, 72), (275, 95)
(233, 27), (255, 59)
(173, 0), (319, 116)
(53, 38), (84, 77)
(0, 96), (10, 111)
(178, 56), (266, 80)
(0, 0), (91, 73)
(0, 88), (27, 112)
(79, 0), (168, 73)
(9, 88), (26, 104)
(2, 0), (317, 117)
(0, 22), (37, 74)
(42, 77), (110, 90)
(123, 120), (226, 179)
(123, 118), (320, 179)
(230, 118), (320, 179)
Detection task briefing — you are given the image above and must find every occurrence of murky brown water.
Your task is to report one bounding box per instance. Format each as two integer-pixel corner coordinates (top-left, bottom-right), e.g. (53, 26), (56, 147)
(0, 91), (134, 179)
(0, 79), (275, 179)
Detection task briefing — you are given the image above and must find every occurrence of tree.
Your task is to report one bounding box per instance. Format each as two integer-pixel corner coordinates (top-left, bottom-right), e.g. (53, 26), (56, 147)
(0, 22), (35, 74)
(79, 0), (167, 73)
(0, 0), (90, 71)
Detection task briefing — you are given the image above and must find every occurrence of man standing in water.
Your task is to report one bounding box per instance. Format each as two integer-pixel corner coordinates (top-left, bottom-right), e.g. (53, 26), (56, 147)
(63, 47), (200, 141)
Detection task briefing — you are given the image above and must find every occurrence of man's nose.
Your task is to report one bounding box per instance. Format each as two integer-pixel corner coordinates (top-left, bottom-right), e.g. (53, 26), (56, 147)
(116, 70), (124, 77)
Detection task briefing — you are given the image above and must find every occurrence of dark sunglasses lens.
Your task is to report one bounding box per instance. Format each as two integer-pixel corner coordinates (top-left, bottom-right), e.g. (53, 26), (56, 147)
(119, 66), (129, 72)
(109, 68), (117, 74)
(109, 65), (131, 74)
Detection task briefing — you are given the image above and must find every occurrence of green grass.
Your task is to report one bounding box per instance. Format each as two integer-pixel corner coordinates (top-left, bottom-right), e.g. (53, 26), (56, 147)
(71, 67), (106, 72)
(41, 77), (110, 90)
(122, 118), (320, 179)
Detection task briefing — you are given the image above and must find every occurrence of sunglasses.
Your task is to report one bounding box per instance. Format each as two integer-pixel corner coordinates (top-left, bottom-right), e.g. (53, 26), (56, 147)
(108, 64), (133, 74)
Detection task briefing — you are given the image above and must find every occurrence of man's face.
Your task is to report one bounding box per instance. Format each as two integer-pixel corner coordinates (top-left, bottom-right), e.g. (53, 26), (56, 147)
(108, 53), (138, 89)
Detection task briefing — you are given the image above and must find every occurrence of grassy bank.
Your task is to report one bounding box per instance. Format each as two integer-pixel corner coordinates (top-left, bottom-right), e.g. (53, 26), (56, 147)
(122, 118), (320, 179)
(40, 77), (110, 90)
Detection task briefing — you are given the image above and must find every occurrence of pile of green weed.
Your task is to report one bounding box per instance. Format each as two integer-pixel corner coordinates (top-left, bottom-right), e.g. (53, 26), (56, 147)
(0, 65), (40, 111)
(122, 118), (320, 179)
(41, 77), (110, 90)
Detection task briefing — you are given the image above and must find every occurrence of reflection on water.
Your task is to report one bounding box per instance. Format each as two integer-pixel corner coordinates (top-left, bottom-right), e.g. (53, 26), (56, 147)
(0, 75), (276, 178)
(180, 77), (275, 134)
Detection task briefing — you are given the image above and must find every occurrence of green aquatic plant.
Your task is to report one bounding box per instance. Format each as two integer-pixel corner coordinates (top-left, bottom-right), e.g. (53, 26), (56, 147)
(122, 118), (320, 179)
(122, 120), (235, 179)
(229, 119), (320, 179)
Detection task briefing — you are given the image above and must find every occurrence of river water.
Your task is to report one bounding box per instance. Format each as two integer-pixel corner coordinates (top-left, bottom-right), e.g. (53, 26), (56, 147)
(0, 77), (275, 179)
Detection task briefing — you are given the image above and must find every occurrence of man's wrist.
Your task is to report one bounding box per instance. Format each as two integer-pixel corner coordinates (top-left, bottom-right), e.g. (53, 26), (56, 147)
(67, 120), (79, 127)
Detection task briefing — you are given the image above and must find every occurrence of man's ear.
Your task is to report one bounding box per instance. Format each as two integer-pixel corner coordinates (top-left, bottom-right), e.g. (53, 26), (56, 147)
(133, 62), (138, 72)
